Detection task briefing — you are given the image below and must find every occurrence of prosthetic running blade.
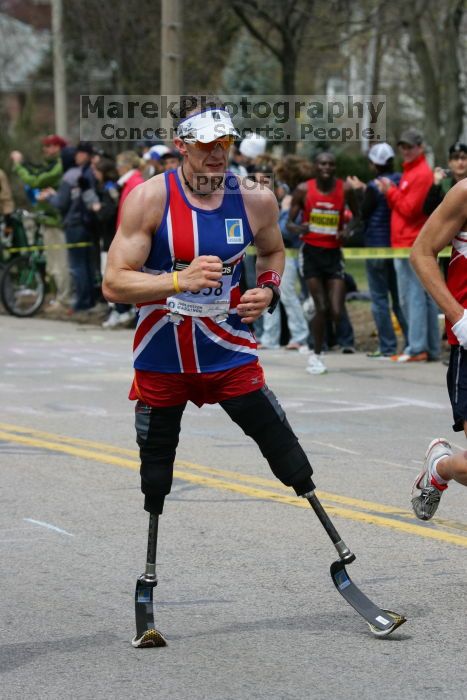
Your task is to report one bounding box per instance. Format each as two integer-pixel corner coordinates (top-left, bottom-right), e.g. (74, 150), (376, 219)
(132, 576), (167, 648)
(330, 559), (406, 637)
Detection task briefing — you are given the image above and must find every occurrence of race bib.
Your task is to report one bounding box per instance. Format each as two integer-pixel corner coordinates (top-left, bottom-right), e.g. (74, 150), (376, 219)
(166, 259), (234, 317)
(309, 208), (339, 235)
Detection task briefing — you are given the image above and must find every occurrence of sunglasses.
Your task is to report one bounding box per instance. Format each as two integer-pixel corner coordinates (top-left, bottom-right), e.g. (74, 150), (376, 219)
(183, 135), (235, 151)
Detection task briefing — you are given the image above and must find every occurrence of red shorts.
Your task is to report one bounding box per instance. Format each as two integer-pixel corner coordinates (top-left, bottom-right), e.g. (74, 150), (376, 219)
(129, 360), (265, 407)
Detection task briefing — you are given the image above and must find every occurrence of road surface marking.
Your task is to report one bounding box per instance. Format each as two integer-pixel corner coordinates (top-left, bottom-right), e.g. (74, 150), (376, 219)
(1, 424), (466, 548)
(24, 518), (74, 537)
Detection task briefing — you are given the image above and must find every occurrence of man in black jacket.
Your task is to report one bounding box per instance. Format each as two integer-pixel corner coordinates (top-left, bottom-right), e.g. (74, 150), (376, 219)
(423, 142), (467, 216)
(39, 143), (97, 314)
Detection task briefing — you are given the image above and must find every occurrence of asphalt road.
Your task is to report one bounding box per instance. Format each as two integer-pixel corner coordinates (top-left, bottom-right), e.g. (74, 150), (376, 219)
(1, 316), (467, 700)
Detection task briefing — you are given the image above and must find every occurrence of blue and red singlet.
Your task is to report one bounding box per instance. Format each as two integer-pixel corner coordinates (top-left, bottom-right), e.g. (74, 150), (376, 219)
(132, 169), (258, 374)
(301, 178), (345, 249)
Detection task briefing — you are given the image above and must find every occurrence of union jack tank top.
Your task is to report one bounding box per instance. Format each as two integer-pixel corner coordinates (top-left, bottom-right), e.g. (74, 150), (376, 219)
(133, 169), (257, 373)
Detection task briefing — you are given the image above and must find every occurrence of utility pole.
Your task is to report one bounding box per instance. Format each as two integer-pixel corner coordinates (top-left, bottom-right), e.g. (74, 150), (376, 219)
(160, 0), (183, 142)
(51, 0), (67, 137)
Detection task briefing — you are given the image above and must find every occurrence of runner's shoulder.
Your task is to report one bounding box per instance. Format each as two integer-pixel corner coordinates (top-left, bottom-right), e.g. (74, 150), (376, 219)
(234, 174), (277, 202)
(238, 177), (278, 225)
(123, 172), (168, 229)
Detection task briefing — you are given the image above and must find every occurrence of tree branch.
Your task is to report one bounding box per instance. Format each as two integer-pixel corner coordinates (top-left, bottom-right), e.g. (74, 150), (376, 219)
(231, 3), (283, 59)
(232, 0), (284, 35)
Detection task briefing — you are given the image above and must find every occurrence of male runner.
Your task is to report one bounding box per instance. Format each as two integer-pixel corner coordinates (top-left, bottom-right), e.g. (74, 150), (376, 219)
(410, 179), (467, 520)
(287, 152), (355, 374)
(103, 98), (315, 518)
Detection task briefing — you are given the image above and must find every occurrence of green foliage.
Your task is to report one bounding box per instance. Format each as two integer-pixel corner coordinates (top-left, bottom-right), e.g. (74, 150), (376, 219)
(0, 93), (43, 208)
(335, 152), (373, 181)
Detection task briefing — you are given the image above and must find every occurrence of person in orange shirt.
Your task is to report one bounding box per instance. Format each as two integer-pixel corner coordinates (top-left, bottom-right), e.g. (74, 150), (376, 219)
(376, 128), (439, 362)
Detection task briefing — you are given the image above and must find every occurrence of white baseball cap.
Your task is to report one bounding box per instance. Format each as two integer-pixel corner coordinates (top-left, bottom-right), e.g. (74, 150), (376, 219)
(177, 109), (239, 143)
(239, 133), (267, 159)
(368, 143), (395, 166)
(143, 145), (170, 161)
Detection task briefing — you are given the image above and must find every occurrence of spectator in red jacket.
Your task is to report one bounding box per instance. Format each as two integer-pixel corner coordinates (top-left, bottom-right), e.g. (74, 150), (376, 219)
(376, 129), (439, 362)
(103, 151), (145, 328)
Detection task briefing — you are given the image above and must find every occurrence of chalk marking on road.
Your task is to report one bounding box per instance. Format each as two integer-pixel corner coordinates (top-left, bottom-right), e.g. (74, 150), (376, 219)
(24, 518), (74, 537)
(304, 439), (359, 455)
(298, 399), (445, 414)
(368, 455), (414, 472)
(386, 396), (447, 410)
(451, 441), (467, 452)
(2, 427), (467, 548)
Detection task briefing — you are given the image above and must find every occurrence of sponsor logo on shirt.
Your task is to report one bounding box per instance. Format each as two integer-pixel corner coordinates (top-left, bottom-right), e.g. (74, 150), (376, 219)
(225, 218), (244, 244)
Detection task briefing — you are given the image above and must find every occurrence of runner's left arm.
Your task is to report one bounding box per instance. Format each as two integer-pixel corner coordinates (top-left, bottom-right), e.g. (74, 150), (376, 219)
(238, 187), (284, 324)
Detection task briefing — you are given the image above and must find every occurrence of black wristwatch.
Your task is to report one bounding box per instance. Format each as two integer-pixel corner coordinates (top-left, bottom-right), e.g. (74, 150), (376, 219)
(260, 283), (281, 314)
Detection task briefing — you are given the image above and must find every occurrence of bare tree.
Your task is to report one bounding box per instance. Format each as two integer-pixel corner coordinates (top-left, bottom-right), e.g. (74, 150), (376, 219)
(399, 0), (464, 160)
(231, 0), (313, 97)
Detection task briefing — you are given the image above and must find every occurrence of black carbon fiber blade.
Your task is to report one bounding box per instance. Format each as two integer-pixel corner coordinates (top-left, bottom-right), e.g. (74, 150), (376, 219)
(330, 560), (406, 635)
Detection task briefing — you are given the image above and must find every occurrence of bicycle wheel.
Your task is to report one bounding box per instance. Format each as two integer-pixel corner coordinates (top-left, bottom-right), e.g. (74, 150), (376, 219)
(1, 255), (45, 317)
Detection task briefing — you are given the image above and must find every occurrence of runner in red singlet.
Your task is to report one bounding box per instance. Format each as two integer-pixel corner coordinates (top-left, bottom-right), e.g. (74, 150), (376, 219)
(287, 152), (356, 374)
(410, 178), (467, 520)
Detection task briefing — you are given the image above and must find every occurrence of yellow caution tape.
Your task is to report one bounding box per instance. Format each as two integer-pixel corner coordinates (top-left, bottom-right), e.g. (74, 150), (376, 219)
(246, 246), (452, 259)
(4, 241), (450, 260)
(1, 241), (93, 254)
(343, 247), (452, 259)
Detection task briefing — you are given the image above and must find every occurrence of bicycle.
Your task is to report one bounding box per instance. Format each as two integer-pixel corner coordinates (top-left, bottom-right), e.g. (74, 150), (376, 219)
(0, 210), (47, 317)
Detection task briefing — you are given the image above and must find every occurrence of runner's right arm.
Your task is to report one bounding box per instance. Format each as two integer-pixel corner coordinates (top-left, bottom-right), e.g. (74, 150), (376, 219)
(103, 178), (222, 304)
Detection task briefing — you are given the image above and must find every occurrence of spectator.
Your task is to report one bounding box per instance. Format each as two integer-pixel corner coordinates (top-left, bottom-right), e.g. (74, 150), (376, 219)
(255, 155), (308, 350)
(40, 142), (97, 314)
(376, 128), (439, 362)
(423, 142), (467, 216)
(259, 155), (310, 351)
(159, 149), (182, 171)
(103, 151), (144, 328)
(142, 145), (170, 180)
(0, 167), (14, 216)
(228, 142), (249, 177)
(10, 134), (72, 311)
(347, 142), (408, 357)
(90, 157), (120, 272)
(239, 134), (267, 173)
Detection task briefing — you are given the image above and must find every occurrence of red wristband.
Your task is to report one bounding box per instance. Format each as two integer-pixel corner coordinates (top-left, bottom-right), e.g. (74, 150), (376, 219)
(257, 270), (281, 288)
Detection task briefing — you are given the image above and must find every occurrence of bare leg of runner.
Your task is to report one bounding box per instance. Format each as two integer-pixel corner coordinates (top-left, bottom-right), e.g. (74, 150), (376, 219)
(306, 277), (328, 374)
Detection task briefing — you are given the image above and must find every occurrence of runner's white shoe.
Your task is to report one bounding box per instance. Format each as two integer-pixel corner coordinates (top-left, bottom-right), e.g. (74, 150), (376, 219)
(411, 438), (452, 520)
(306, 352), (327, 375)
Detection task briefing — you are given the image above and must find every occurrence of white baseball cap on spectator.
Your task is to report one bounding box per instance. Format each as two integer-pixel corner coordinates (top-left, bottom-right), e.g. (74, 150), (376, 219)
(143, 145), (170, 161)
(239, 134), (267, 159)
(368, 143), (395, 166)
